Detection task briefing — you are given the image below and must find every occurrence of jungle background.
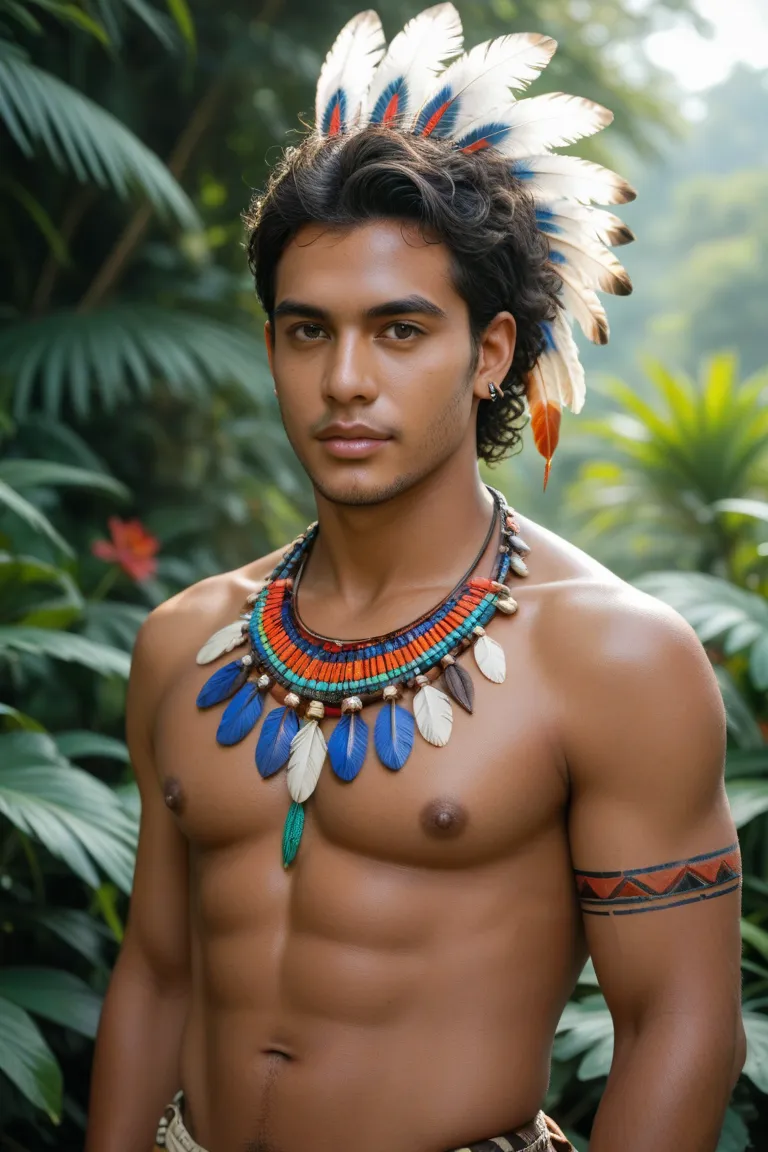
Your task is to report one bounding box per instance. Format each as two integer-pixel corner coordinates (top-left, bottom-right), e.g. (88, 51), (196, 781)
(1, 0), (767, 1148)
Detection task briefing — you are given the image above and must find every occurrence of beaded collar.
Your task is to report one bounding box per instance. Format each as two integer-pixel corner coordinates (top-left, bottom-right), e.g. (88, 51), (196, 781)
(195, 487), (530, 866)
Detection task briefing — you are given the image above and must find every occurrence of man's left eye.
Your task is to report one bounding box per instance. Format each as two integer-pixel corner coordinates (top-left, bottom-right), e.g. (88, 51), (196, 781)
(386, 322), (421, 340)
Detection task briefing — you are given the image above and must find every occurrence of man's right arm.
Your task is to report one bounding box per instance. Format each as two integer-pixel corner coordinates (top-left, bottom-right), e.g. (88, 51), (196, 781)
(86, 608), (191, 1152)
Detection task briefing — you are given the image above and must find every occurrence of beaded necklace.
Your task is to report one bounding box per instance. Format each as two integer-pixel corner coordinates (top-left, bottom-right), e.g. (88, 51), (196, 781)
(195, 486), (530, 866)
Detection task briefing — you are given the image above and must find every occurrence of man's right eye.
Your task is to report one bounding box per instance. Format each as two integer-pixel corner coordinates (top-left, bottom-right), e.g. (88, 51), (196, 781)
(294, 323), (325, 341)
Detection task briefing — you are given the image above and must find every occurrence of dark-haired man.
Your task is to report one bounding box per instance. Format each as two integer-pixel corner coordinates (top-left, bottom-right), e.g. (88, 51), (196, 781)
(86, 9), (744, 1152)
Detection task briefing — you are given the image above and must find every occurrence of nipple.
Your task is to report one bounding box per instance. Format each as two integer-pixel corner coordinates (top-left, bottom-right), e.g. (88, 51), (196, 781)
(420, 798), (468, 838)
(162, 776), (186, 814)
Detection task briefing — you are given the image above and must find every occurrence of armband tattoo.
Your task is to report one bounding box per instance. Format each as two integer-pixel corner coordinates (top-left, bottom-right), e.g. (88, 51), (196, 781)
(575, 842), (741, 917)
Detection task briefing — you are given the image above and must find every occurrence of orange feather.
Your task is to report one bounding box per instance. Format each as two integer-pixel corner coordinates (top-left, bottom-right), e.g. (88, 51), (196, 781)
(528, 366), (561, 490)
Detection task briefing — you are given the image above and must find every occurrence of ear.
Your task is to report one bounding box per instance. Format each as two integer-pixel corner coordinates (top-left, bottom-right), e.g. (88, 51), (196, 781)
(471, 311), (517, 401)
(264, 320), (274, 375)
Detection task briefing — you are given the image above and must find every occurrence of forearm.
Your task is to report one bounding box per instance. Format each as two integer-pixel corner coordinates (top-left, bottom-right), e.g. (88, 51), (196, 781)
(589, 1015), (742, 1152)
(86, 945), (190, 1152)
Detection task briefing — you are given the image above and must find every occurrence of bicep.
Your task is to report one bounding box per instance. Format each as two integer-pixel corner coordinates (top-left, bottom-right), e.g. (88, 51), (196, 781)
(564, 601), (742, 1029)
(121, 622), (190, 988)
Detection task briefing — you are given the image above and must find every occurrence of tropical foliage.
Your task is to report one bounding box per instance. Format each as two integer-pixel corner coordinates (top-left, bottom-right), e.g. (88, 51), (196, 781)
(0, 0), (765, 1148)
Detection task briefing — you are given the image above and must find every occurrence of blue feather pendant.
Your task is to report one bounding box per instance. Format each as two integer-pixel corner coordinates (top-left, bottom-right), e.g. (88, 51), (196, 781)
(374, 700), (415, 771)
(216, 683), (264, 746)
(197, 660), (249, 709)
(328, 711), (368, 782)
(282, 801), (305, 868)
(255, 706), (300, 779)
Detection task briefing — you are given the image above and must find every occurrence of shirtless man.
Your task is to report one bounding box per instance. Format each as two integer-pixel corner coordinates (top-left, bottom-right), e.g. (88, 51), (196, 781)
(85, 9), (745, 1152)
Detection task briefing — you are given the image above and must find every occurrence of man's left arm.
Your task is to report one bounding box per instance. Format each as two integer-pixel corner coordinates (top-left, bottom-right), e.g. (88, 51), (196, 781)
(562, 590), (746, 1152)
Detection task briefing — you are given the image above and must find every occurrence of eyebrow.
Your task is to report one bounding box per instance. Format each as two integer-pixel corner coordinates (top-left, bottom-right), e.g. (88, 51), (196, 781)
(272, 295), (448, 322)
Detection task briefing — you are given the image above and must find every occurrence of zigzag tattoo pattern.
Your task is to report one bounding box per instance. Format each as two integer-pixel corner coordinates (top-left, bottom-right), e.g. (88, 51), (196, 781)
(575, 842), (741, 917)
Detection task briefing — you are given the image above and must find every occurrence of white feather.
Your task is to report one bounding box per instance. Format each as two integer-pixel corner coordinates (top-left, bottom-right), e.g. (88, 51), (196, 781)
(511, 154), (637, 206)
(549, 232), (632, 296)
(473, 634), (506, 684)
(196, 621), (246, 665)
(558, 263), (610, 345)
(484, 93), (613, 158)
(315, 11), (385, 135)
(413, 684), (453, 747)
(286, 720), (327, 804)
(361, 4), (463, 126)
(538, 199), (635, 248)
(543, 311), (586, 414)
(416, 33), (556, 137)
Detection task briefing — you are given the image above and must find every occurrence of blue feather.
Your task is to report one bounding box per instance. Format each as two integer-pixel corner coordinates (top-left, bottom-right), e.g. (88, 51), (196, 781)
(370, 77), (407, 124)
(216, 683), (264, 746)
(321, 88), (346, 134)
(374, 701), (414, 771)
(255, 706), (300, 779)
(328, 711), (368, 782)
(455, 121), (512, 152)
(413, 84), (458, 138)
(197, 660), (247, 709)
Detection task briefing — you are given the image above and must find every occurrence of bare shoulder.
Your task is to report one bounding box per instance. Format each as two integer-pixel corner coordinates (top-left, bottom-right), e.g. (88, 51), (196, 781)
(517, 514), (723, 721)
(129, 544), (284, 706)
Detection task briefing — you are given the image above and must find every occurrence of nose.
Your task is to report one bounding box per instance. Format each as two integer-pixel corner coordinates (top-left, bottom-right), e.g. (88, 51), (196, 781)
(322, 328), (379, 406)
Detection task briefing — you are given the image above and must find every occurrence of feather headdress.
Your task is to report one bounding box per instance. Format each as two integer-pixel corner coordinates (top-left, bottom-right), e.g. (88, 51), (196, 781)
(313, 3), (635, 485)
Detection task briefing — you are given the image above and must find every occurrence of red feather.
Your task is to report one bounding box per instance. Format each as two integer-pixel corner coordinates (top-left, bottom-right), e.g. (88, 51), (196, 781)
(528, 367), (561, 491)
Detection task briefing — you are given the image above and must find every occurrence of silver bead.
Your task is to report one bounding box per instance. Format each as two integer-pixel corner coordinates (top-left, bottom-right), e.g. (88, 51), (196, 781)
(284, 692), (300, 709)
(257, 674), (271, 690)
(341, 696), (363, 714)
(382, 685), (400, 701)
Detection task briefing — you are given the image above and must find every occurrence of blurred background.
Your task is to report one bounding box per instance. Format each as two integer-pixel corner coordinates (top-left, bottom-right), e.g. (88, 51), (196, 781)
(0, 0), (766, 1148)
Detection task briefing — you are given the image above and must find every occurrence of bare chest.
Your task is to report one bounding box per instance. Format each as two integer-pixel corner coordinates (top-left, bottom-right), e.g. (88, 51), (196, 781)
(154, 629), (565, 868)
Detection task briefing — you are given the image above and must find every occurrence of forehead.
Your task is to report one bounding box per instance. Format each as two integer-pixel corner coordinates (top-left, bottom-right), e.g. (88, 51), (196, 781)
(274, 219), (460, 312)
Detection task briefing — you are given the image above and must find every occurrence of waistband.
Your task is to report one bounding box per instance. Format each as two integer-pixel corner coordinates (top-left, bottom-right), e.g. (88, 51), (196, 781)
(154, 1092), (571, 1152)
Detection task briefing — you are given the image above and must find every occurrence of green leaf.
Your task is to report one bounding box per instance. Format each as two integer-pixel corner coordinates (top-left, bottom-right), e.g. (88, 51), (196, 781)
(53, 731), (129, 763)
(0, 731), (137, 892)
(24, 906), (112, 966)
(742, 1011), (768, 1093)
(0, 43), (199, 230)
(0, 626), (130, 677)
(165, 0), (195, 52)
(0, 968), (101, 1038)
(0, 177), (71, 263)
(716, 1107), (751, 1152)
(2, 306), (270, 418)
(726, 780), (768, 828)
(0, 458), (128, 500)
(0, 995), (62, 1121)
(713, 498), (768, 524)
(742, 920), (768, 963)
(0, 702), (46, 732)
(0, 478), (72, 556)
(749, 635), (768, 691)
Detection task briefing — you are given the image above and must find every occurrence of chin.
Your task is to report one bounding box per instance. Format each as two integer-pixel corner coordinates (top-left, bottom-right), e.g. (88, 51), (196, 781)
(311, 469), (418, 508)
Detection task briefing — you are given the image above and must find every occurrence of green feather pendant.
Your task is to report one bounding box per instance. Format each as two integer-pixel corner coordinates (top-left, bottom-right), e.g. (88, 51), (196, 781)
(282, 801), (305, 868)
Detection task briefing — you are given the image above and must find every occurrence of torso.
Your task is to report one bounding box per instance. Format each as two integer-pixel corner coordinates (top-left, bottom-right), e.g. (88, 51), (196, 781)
(150, 516), (620, 1152)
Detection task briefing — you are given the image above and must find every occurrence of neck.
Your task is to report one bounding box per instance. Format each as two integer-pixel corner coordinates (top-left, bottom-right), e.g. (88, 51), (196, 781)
(306, 457), (495, 610)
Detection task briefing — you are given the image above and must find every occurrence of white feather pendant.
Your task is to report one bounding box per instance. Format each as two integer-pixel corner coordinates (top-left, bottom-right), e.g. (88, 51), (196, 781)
(414, 33), (556, 138)
(473, 634), (506, 684)
(548, 231), (632, 296)
(362, 4), (463, 127)
(558, 263), (610, 345)
(315, 10), (385, 136)
(510, 154), (637, 206)
(286, 720), (328, 804)
(196, 621), (247, 665)
(413, 684), (453, 747)
(488, 93), (613, 159)
(538, 199), (635, 248)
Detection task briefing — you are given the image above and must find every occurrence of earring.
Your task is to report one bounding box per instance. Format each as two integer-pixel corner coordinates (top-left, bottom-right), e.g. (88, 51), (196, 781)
(488, 382), (498, 402)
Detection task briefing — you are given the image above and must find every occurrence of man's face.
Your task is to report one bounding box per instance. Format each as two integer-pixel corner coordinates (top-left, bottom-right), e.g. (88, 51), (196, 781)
(267, 219), (484, 507)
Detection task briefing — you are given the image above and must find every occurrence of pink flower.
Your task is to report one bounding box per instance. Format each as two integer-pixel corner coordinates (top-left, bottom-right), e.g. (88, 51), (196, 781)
(91, 517), (160, 582)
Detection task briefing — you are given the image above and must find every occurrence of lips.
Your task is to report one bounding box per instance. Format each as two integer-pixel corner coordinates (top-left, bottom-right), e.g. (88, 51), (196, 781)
(316, 423), (392, 460)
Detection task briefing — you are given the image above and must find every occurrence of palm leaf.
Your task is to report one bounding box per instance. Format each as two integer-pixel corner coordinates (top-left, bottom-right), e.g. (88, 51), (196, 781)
(14, 905), (112, 966)
(0, 967), (101, 1038)
(83, 600), (147, 650)
(0, 478), (72, 555)
(0, 995), (61, 1121)
(0, 731), (137, 892)
(726, 780), (768, 829)
(0, 702), (46, 731)
(0, 458), (128, 500)
(53, 730), (129, 762)
(0, 42), (198, 229)
(0, 626), (131, 677)
(3, 306), (271, 418)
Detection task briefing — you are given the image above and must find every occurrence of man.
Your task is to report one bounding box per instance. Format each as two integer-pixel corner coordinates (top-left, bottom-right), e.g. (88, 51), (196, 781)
(86, 7), (745, 1152)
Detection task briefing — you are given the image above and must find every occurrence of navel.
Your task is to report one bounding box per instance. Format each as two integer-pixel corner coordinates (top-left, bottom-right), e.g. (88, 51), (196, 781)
(420, 798), (468, 838)
(162, 776), (186, 815)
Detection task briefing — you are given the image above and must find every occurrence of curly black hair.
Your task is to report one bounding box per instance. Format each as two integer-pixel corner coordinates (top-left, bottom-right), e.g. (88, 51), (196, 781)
(245, 127), (561, 465)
